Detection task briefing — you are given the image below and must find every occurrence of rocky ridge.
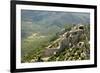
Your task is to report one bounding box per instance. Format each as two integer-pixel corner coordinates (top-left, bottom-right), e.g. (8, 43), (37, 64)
(42, 24), (90, 61)
(30, 24), (90, 62)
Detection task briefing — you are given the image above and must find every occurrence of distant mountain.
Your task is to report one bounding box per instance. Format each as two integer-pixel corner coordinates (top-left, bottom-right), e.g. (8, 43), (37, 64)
(21, 10), (90, 39)
(21, 10), (90, 26)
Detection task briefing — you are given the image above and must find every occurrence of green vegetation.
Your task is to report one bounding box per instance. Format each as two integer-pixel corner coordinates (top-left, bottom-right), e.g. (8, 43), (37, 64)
(21, 23), (90, 63)
(21, 10), (90, 63)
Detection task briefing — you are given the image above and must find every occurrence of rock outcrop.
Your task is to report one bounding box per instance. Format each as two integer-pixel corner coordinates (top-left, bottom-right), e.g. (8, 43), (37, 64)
(42, 24), (90, 61)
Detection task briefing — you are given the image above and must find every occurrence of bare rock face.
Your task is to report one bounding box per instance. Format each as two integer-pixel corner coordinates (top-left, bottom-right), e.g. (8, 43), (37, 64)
(42, 24), (89, 60)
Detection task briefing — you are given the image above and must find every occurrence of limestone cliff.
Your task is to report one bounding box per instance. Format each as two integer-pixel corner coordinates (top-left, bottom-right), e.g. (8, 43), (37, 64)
(41, 24), (90, 61)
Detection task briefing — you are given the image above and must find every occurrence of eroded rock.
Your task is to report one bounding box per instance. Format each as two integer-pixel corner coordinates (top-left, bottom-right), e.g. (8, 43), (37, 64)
(42, 24), (89, 61)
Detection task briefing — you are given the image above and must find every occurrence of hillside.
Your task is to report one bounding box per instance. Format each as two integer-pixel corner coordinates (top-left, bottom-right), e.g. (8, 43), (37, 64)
(21, 24), (90, 62)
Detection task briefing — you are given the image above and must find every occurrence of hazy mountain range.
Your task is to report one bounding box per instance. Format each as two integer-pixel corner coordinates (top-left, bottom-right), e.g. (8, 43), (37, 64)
(21, 10), (90, 26)
(21, 10), (90, 39)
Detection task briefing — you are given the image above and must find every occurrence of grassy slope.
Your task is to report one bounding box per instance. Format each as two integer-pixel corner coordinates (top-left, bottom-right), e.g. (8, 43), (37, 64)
(21, 22), (90, 63)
